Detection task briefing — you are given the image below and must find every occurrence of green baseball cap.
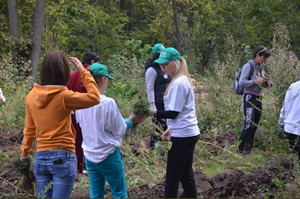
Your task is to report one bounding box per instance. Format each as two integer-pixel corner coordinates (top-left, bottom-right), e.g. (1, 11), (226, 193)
(153, 47), (180, 64)
(152, 43), (165, 54)
(89, 63), (115, 80)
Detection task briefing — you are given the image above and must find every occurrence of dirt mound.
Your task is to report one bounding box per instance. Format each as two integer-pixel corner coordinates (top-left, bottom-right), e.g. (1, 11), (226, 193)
(128, 182), (165, 198)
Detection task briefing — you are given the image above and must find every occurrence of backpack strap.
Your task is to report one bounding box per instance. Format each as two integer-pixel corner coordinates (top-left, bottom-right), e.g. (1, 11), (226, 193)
(247, 60), (254, 80)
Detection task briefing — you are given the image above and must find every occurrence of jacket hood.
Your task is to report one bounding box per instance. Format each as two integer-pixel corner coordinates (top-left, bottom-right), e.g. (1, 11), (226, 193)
(31, 83), (67, 109)
(145, 59), (160, 71)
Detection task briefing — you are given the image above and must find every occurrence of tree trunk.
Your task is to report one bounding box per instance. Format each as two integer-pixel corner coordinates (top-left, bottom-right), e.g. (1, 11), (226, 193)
(120, 0), (125, 10)
(172, 0), (182, 53)
(8, 0), (19, 39)
(29, 0), (46, 79)
(128, 0), (134, 32)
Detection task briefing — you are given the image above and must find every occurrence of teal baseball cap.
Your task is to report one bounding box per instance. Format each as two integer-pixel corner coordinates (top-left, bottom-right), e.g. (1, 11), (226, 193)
(153, 47), (180, 64)
(89, 63), (115, 80)
(152, 43), (165, 54)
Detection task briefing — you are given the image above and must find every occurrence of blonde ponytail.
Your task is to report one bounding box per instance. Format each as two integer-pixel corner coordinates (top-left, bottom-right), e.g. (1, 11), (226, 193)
(164, 57), (191, 95)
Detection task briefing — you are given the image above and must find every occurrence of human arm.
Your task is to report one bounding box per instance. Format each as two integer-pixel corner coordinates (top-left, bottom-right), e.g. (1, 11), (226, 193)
(155, 110), (179, 119)
(239, 63), (267, 87)
(152, 81), (183, 119)
(145, 67), (157, 109)
(64, 69), (100, 110)
(20, 102), (36, 157)
(278, 84), (293, 128)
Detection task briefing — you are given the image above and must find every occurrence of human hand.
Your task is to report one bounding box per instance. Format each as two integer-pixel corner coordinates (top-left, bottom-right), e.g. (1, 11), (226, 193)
(69, 57), (84, 72)
(256, 77), (268, 85)
(20, 154), (32, 160)
(162, 129), (171, 141)
(150, 106), (157, 117)
(129, 113), (147, 124)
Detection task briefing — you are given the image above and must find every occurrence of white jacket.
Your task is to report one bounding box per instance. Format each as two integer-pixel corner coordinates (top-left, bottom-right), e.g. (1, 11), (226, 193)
(279, 81), (300, 135)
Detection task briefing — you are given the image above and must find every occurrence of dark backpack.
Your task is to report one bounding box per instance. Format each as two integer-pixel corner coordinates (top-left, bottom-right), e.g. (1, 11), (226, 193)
(233, 60), (254, 95)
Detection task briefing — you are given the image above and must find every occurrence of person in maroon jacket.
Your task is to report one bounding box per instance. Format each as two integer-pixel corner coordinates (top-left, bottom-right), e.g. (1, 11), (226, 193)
(67, 51), (99, 174)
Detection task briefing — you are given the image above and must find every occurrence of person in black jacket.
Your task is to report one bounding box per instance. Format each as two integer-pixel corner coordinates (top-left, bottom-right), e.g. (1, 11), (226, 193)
(145, 43), (172, 149)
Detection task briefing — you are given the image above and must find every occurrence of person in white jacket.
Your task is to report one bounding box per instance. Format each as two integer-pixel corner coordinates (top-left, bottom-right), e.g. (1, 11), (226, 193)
(279, 80), (300, 159)
(76, 63), (144, 198)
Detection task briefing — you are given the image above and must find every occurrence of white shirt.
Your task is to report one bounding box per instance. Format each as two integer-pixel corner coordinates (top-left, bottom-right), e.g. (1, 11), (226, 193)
(164, 75), (200, 137)
(76, 94), (127, 163)
(145, 67), (157, 108)
(279, 81), (300, 135)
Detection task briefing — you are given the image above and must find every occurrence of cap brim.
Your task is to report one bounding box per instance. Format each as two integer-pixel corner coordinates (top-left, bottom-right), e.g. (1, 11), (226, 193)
(153, 57), (169, 64)
(108, 75), (115, 80)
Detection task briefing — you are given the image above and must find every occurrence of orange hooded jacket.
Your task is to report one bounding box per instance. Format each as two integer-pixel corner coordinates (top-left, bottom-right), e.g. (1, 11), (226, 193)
(21, 69), (100, 157)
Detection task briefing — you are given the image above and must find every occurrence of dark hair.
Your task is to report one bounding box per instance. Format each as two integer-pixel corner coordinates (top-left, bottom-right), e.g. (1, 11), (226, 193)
(82, 52), (99, 65)
(40, 51), (70, 86)
(150, 53), (160, 63)
(253, 45), (271, 59)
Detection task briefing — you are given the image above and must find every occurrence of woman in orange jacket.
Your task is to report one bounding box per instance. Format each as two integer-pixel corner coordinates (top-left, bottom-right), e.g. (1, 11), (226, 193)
(20, 51), (100, 198)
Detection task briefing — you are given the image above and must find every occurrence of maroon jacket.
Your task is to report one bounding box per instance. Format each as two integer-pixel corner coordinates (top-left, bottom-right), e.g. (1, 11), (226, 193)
(67, 64), (89, 93)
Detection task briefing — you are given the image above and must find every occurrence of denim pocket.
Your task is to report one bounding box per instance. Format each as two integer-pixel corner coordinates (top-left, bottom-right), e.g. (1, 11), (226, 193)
(34, 162), (46, 176)
(53, 159), (76, 178)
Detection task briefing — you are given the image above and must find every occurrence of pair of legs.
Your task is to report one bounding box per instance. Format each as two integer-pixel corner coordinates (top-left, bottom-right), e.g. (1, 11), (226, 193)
(34, 151), (77, 198)
(85, 147), (127, 198)
(72, 114), (84, 173)
(285, 132), (300, 160)
(238, 93), (262, 154)
(165, 135), (199, 198)
(150, 117), (167, 149)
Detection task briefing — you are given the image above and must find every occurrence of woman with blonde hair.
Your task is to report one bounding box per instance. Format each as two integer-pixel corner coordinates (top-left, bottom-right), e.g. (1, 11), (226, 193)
(152, 47), (200, 198)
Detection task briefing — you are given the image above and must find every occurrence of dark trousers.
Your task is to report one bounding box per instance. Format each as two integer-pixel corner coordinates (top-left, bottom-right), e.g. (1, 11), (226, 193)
(285, 132), (300, 160)
(165, 135), (199, 198)
(150, 117), (168, 148)
(238, 94), (262, 154)
(71, 114), (84, 173)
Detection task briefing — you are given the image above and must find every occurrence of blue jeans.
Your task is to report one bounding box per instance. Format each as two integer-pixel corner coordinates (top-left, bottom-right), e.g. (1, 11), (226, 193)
(85, 147), (127, 198)
(34, 151), (77, 198)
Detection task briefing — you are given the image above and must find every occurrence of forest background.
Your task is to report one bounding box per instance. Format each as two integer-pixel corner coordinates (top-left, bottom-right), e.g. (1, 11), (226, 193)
(0, 0), (300, 198)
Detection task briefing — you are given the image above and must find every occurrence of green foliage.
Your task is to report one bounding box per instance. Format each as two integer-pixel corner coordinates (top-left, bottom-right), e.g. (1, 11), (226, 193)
(0, 152), (10, 167)
(12, 157), (31, 176)
(0, 55), (32, 133)
(133, 96), (151, 117)
(267, 23), (299, 104)
(44, 0), (129, 60)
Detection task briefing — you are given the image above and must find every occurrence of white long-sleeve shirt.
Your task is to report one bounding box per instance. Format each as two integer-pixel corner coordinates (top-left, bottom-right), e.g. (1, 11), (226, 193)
(279, 81), (300, 135)
(145, 67), (157, 108)
(76, 94), (131, 163)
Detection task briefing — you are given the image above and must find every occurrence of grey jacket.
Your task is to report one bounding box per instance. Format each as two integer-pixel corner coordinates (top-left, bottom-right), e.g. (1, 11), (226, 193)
(239, 60), (266, 96)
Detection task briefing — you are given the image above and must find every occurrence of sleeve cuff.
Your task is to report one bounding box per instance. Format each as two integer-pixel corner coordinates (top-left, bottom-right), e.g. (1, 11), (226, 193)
(125, 118), (133, 132)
